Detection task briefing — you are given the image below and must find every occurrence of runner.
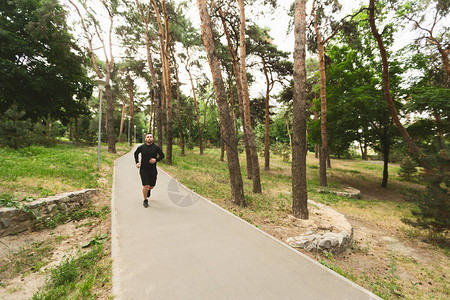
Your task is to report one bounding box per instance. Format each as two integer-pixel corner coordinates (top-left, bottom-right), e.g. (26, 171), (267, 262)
(134, 133), (165, 207)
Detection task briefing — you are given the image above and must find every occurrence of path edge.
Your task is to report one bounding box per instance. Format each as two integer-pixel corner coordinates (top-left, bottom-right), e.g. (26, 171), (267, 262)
(158, 166), (381, 300)
(111, 149), (133, 300)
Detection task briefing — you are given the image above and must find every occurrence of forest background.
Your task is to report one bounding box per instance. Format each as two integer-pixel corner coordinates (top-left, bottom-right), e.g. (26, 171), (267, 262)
(0, 0), (448, 298)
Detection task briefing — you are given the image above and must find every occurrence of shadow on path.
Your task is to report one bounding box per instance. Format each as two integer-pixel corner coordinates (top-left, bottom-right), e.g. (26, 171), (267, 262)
(111, 149), (380, 299)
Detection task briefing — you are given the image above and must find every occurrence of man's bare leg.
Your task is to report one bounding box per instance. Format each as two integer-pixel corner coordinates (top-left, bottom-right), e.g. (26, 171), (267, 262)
(142, 185), (150, 200)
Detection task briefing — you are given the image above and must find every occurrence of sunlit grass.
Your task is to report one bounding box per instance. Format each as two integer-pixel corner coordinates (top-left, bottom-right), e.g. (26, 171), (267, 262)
(160, 145), (448, 300)
(0, 142), (131, 202)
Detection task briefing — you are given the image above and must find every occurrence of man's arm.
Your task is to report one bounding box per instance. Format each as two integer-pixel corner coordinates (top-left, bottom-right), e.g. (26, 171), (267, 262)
(156, 146), (165, 162)
(134, 147), (141, 164)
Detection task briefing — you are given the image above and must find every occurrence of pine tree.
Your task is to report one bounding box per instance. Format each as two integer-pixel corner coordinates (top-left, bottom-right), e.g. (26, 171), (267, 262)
(398, 156), (418, 181)
(0, 104), (32, 149)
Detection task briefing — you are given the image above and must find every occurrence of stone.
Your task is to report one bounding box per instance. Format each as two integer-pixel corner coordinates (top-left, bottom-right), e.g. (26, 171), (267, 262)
(286, 199), (354, 254)
(0, 189), (97, 237)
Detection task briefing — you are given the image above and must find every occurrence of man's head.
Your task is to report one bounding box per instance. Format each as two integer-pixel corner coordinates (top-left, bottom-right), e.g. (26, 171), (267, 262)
(145, 133), (154, 144)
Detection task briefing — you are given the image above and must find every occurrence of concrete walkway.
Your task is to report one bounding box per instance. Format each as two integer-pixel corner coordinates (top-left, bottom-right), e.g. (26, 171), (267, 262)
(111, 149), (380, 299)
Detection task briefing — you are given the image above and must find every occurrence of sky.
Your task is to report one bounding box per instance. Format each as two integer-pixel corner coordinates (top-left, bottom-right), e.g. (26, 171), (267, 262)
(62, 0), (426, 106)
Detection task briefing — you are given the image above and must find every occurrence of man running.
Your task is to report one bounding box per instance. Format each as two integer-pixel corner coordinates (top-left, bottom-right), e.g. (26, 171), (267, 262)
(134, 133), (165, 208)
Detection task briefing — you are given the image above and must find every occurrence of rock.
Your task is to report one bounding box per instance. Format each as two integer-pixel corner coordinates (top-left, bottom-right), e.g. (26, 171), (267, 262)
(286, 200), (354, 254)
(0, 189), (97, 237)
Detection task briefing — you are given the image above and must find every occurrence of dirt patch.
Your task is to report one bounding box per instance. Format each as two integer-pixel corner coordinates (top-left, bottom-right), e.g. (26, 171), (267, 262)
(0, 193), (111, 300)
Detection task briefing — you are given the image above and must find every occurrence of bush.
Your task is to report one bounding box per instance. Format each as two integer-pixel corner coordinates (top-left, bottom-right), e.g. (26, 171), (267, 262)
(404, 181), (449, 236)
(0, 104), (32, 149)
(272, 143), (291, 162)
(185, 139), (195, 150)
(398, 156), (418, 181)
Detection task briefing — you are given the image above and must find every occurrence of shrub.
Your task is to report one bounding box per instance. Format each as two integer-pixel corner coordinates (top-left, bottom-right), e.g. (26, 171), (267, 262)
(0, 104), (32, 149)
(404, 181), (449, 236)
(398, 156), (418, 181)
(272, 143), (291, 162)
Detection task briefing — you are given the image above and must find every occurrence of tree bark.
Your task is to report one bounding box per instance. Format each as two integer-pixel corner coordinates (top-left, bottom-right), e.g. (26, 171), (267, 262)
(292, 0), (308, 219)
(171, 49), (185, 156)
(127, 71), (134, 146)
(69, 0), (115, 153)
(135, 0), (160, 139)
(150, 0), (170, 152)
(262, 58), (271, 170)
(238, 0), (262, 193)
(381, 128), (390, 188)
(312, 0), (327, 186)
(368, 0), (432, 172)
(197, 0), (245, 206)
(216, 5), (253, 179)
(185, 48), (203, 154)
(69, 117), (73, 141)
(119, 97), (126, 142)
(327, 147), (332, 168)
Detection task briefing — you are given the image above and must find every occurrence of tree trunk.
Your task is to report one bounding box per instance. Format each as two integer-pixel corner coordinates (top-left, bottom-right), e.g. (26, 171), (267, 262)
(361, 142), (368, 160)
(327, 147), (332, 168)
(292, 0), (308, 219)
(220, 134), (225, 161)
(185, 48), (203, 154)
(368, 0), (432, 172)
(69, 117), (73, 141)
(75, 115), (79, 141)
(127, 72), (134, 146)
(263, 58), (271, 170)
(228, 79), (237, 136)
(286, 117), (292, 148)
(216, 6), (252, 179)
(197, 0), (245, 206)
(68, 0), (115, 152)
(172, 49), (185, 156)
(312, 0), (327, 187)
(381, 129), (390, 188)
(135, 0), (160, 142)
(314, 110), (319, 158)
(238, 0), (262, 193)
(150, 0), (169, 152)
(119, 97), (126, 142)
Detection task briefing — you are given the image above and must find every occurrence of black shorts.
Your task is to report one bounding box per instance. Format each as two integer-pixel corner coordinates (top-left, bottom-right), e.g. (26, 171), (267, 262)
(139, 168), (157, 186)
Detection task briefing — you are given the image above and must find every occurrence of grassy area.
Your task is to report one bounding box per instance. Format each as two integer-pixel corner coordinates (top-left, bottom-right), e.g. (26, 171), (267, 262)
(0, 141), (131, 299)
(0, 143), (129, 203)
(161, 145), (449, 300)
(1, 142), (447, 299)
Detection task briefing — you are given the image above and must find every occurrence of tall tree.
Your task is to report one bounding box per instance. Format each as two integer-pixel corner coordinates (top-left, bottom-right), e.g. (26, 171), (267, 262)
(248, 25), (292, 170)
(368, 0), (432, 171)
(0, 0), (91, 123)
(197, 0), (245, 206)
(185, 47), (205, 154)
(237, 0), (262, 193)
(214, 2), (253, 179)
(133, 0), (161, 137)
(68, 0), (117, 153)
(171, 48), (186, 156)
(395, 0), (449, 77)
(292, 0), (308, 219)
(150, 0), (173, 164)
(309, 0), (344, 186)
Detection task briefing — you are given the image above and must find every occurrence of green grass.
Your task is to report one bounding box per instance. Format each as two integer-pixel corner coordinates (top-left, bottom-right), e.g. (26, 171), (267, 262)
(32, 243), (109, 300)
(0, 141), (130, 299)
(0, 142), (130, 203)
(0, 144), (98, 187)
(161, 145), (448, 300)
(0, 240), (55, 278)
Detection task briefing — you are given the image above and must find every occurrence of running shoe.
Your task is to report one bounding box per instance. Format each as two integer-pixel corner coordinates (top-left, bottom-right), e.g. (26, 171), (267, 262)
(143, 199), (148, 208)
(147, 189), (151, 198)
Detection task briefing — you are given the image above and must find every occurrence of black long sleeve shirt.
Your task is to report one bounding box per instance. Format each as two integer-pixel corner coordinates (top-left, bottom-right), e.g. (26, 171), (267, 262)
(134, 143), (165, 169)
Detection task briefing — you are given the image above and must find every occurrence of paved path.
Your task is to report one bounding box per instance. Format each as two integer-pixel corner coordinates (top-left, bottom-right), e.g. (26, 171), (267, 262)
(112, 149), (380, 299)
